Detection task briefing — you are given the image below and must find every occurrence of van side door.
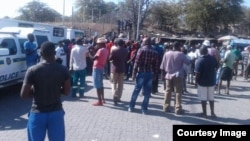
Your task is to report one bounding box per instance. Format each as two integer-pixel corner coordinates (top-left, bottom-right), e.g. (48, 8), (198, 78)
(0, 37), (27, 84)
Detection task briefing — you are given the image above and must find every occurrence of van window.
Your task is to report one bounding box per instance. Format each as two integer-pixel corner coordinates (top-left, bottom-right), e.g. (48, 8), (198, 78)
(0, 39), (17, 55)
(75, 31), (84, 38)
(18, 39), (28, 54)
(35, 35), (49, 48)
(53, 27), (64, 37)
(18, 23), (34, 27)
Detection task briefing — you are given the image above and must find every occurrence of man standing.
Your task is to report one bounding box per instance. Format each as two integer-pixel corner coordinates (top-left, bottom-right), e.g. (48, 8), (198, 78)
(92, 37), (109, 106)
(24, 33), (38, 68)
(151, 38), (164, 94)
(20, 41), (71, 141)
(69, 38), (89, 98)
(217, 45), (236, 95)
(195, 46), (218, 118)
(55, 40), (67, 67)
(128, 37), (159, 114)
(242, 46), (250, 79)
(109, 39), (128, 105)
(160, 41), (190, 115)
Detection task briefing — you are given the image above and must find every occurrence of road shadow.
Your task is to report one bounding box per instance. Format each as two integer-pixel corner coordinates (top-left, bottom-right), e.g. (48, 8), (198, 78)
(0, 84), (30, 130)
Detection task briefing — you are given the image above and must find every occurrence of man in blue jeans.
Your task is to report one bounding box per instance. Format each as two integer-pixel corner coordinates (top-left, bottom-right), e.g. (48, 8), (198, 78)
(128, 37), (159, 115)
(20, 41), (71, 141)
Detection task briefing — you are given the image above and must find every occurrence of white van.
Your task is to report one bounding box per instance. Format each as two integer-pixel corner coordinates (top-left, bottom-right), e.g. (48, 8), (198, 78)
(0, 27), (51, 88)
(67, 28), (84, 40)
(0, 33), (28, 88)
(0, 18), (66, 44)
(0, 27), (51, 49)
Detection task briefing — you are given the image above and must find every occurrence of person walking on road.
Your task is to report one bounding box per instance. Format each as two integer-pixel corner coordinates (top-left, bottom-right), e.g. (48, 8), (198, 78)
(194, 46), (218, 118)
(69, 38), (89, 98)
(20, 41), (71, 141)
(91, 37), (109, 106)
(128, 37), (159, 115)
(160, 41), (190, 115)
(109, 38), (128, 104)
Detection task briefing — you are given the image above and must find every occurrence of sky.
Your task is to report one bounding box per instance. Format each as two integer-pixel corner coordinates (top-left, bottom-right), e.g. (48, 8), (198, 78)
(0, 0), (249, 18)
(0, 0), (117, 18)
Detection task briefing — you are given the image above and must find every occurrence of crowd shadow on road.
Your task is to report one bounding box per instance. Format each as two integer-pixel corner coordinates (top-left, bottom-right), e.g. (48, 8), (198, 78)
(0, 84), (30, 130)
(105, 90), (250, 125)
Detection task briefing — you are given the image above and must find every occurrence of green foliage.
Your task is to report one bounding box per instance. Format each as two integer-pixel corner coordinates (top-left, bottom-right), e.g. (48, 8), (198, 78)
(149, 1), (182, 31)
(184, 0), (243, 34)
(16, 0), (61, 22)
(75, 0), (111, 22)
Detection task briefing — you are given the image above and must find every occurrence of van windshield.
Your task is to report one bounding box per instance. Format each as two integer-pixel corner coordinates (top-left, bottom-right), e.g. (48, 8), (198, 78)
(36, 35), (49, 48)
(18, 38), (27, 54)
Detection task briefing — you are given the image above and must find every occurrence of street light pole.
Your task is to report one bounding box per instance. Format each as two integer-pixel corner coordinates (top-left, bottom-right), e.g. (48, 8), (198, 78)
(62, 0), (65, 25)
(92, 8), (94, 23)
(136, 0), (141, 41)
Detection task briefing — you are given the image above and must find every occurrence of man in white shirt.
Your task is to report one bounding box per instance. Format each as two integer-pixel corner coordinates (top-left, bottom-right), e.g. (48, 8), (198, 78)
(55, 40), (67, 67)
(69, 38), (89, 98)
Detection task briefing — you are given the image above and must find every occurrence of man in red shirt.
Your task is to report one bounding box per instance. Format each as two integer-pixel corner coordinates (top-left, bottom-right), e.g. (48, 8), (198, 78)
(91, 37), (109, 106)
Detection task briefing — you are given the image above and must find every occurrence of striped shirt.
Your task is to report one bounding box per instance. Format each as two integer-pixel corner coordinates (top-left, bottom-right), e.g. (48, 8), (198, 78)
(133, 45), (159, 76)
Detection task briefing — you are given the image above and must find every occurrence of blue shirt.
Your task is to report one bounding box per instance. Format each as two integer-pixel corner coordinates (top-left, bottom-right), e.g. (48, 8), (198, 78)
(24, 41), (38, 66)
(195, 55), (218, 86)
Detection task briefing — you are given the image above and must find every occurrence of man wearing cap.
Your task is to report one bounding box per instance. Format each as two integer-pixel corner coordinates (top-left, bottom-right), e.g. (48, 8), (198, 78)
(203, 40), (220, 63)
(217, 45), (237, 95)
(69, 37), (89, 98)
(128, 37), (159, 114)
(109, 38), (128, 105)
(91, 37), (109, 106)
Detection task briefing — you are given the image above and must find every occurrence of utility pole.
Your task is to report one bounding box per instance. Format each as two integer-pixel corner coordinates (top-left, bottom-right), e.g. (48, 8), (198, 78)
(92, 8), (94, 23)
(71, 6), (74, 28)
(136, 0), (141, 41)
(62, 0), (65, 25)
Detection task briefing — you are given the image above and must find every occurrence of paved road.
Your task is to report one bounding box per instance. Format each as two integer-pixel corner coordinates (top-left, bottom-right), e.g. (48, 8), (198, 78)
(0, 76), (249, 141)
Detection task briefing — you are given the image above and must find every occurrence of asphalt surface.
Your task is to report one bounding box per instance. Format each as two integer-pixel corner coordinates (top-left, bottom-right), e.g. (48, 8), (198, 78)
(0, 75), (250, 141)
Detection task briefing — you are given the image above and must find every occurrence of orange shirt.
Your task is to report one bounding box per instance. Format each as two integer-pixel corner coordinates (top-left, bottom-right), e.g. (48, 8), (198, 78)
(106, 42), (114, 54)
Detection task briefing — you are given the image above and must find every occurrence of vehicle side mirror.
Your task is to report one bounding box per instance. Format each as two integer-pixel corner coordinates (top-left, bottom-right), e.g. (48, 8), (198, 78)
(0, 48), (10, 56)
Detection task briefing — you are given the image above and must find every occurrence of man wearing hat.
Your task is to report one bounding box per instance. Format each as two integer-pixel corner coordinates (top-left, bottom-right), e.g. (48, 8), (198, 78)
(217, 45), (237, 95)
(69, 37), (89, 98)
(91, 37), (109, 106)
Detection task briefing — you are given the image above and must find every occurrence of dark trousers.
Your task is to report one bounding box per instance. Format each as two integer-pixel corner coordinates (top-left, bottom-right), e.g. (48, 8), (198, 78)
(152, 74), (159, 93)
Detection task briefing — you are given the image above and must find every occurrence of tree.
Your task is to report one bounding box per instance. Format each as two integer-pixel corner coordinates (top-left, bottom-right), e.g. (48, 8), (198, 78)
(216, 0), (244, 33)
(237, 7), (250, 35)
(184, 0), (243, 35)
(75, 0), (108, 23)
(17, 0), (61, 22)
(149, 1), (182, 32)
(122, 0), (152, 39)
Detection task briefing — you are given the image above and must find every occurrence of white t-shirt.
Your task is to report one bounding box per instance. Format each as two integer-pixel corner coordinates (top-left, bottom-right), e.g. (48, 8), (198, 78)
(55, 46), (67, 67)
(183, 55), (192, 74)
(188, 51), (197, 60)
(70, 44), (89, 70)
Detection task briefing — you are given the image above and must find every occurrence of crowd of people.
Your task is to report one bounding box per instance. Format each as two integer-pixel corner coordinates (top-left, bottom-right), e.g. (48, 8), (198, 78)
(20, 32), (250, 141)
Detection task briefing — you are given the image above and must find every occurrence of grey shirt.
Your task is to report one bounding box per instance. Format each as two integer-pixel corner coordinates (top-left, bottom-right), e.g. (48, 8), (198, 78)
(23, 62), (70, 113)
